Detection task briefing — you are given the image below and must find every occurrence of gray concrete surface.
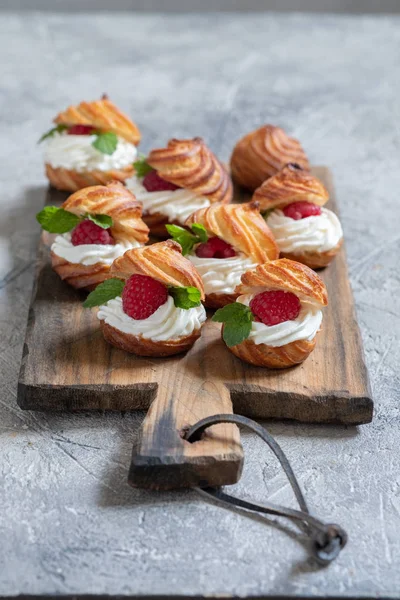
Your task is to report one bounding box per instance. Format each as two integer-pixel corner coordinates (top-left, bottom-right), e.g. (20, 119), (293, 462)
(1, 11), (399, 599)
(2, 1), (400, 13)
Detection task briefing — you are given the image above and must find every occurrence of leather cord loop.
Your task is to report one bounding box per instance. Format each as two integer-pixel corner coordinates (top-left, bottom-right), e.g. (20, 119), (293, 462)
(185, 414), (347, 565)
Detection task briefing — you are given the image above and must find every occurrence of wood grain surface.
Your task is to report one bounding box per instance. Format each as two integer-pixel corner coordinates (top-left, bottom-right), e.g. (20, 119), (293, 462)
(18, 167), (373, 428)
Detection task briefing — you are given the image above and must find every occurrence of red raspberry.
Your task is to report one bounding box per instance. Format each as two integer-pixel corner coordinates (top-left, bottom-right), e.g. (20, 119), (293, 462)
(67, 124), (95, 135)
(71, 219), (114, 246)
(142, 170), (180, 192)
(122, 274), (168, 320)
(250, 290), (301, 326)
(195, 236), (237, 259)
(283, 201), (322, 220)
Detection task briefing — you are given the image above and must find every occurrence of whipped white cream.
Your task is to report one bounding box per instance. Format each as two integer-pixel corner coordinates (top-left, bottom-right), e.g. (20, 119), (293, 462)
(266, 207), (343, 254)
(97, 295), (206, 342)
(188, 252), (256, 295)
(51, 232), (141, 267)
(238, 294), (322, 347)
(44, 132), (137, 172)
(126, 175), (210, 225)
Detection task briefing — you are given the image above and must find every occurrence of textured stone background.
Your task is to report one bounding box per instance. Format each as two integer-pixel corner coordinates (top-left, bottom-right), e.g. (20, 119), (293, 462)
(1, 11), (399, 598)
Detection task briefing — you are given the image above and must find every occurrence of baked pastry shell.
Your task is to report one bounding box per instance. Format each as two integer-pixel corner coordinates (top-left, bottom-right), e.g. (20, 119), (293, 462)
(230, 125), (310, 191)
(101, 321), (202, 357)
(280, 238), (343, 270)
(225, 330), (318, 369)
(45, 164), (134, 193)
(51, 251), (110, 291)
(204, 292), (239, 310)
(252, 165), (329, 212)
(142, 211), (183, 239)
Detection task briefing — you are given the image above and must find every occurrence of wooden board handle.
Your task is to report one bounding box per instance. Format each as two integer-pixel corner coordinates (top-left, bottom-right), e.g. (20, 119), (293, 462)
(128, 370), (243, 490)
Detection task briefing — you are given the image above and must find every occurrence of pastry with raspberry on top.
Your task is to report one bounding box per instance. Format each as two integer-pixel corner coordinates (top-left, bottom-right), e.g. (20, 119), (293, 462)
(168, 202), (278, 309)
(213, 258), (328, 368)
(126, 137), (232, 237)
(83, 240), (206, 357)
(39, 95), (141, 192)
(36, 181), (149, 291)
(253, 163), (343, 269)
(230, 124), (310, 191)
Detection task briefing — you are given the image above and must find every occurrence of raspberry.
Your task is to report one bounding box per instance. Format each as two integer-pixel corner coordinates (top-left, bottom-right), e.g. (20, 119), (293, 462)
(250, 290), (301, 326)
(71, 219), (114, 246)
(195, 236), (237, 259)
(67, 125), (95, 135)
(122, 274), (168, 320)
(283, 201), (322, 220)
(142, 170), (180, 192)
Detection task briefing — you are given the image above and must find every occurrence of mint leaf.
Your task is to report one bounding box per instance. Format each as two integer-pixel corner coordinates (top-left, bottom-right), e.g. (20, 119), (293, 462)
(83, 278), (125, 308)
(133, 156), (153, 178)
(165, 224), (197, 256)
(36, 206), (59, 229)
(38, 124), (68, 143)
(166, 222), (208, 255)
(92, 131), (118, 155)
(191, 223), (208, 243)
(88, 213), (113, 229)
(212, 302), (254, 347)
(169, 286), (201, 309)
(36, 206), (81, 233)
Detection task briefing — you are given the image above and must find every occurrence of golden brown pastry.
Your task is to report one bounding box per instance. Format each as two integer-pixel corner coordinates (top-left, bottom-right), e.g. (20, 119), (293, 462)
(45, 165), (135, 192)
(213, 258), (328, 368)
(252, 163), (328, 212)
(253, 164), (343, 269)
(85, 240), (207, 357)
(37, 181), (149, 291)
(40, 96), (141, 192)
(230, 125), (310, 191)
(54, 96), (141, 145)
(176, 202), (279, 309)
(126, 138), (233, 238)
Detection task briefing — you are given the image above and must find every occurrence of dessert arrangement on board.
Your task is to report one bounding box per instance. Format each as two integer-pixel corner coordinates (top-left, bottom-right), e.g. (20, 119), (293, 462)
(24, 95), (372, 497)
(36, 96), (345, 368)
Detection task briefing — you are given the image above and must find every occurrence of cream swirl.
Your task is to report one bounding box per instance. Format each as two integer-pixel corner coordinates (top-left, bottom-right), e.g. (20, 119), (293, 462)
(266, 207), (343, 254)
(44, 132), (137, 172)
(51, 233), (141, 267)
(97, 296), (206, 342)
(126, 175), (210, 225)
(188, 252), (256, 295)
(237, 294), (322, 347)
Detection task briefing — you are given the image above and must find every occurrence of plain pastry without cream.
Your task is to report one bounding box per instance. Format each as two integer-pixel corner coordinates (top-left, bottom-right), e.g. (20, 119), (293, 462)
(85, 240), (207, 357)
(169, 201), (279, 309)
(40, 95), (141, 192)
(126, 137), (233, 237)
(253, 163), (343, 269)
(230, 125), (310, 191)
(36, 181), (149, 291)
(213, 258), (328, 368)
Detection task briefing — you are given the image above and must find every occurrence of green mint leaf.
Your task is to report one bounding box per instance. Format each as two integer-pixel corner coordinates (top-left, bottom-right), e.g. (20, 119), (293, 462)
(38, 124), (68, 143)
(83, 278), (125, 308)
(222, 320), (253, 348)
(169, 286), (201, 309)
(133, 156), (153, 178)
(165, 224), (198, 256)
(87, 213), (113, 229)
(92, 131), (118, 155)
(191, 223), (208, 243)
(212, 302), (254, 347)
(36, 206), (81, 233)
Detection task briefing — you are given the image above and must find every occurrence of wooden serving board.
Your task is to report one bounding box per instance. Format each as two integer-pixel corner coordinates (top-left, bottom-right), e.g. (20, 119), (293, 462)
(18, 167), (372, 488)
